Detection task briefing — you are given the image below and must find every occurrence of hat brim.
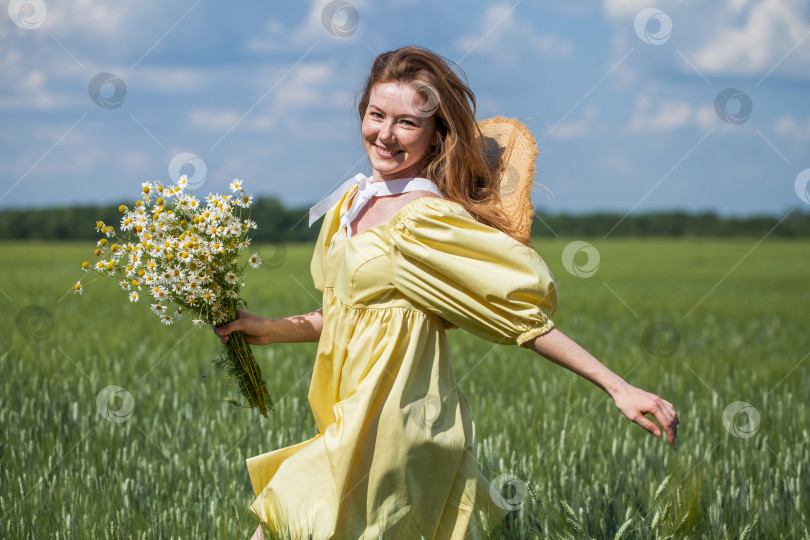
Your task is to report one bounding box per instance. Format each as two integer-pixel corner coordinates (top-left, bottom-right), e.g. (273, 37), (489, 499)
(477, 117), (538, 240)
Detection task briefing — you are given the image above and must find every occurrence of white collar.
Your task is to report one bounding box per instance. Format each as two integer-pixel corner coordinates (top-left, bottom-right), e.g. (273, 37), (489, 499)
(308, 174), (442, 236)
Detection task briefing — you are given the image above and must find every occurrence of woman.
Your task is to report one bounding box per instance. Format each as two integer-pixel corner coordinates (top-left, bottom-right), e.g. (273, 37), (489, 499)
(216, 46), (679, 539)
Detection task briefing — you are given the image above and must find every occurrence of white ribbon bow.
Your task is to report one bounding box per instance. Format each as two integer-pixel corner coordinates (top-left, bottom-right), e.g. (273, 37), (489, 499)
(309, 174), (442, 237)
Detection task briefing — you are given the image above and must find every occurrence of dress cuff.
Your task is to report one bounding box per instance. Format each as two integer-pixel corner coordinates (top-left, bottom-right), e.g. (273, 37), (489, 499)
(517, 319), (555, 347)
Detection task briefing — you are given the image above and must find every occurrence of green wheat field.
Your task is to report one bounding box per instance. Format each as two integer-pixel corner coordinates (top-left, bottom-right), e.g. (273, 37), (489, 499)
(2, 238), (809, 539)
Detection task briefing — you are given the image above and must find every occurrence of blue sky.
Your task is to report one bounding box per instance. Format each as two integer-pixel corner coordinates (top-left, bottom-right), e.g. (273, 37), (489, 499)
(1, 0), (809, 216)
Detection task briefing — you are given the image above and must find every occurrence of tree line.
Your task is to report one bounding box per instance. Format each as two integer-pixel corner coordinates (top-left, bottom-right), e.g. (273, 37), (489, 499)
(1, 198), (808, 242)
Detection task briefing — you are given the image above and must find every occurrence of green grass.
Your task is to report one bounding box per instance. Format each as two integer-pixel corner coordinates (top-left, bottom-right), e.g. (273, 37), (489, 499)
(2, 238), (809, 539)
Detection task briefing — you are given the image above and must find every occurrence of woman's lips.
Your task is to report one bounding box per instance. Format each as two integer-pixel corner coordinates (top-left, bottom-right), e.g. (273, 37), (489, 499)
(374, 145), (403, 158)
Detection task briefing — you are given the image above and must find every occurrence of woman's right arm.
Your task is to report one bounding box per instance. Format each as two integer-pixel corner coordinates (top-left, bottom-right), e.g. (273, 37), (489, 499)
(213, 308), (323, 345)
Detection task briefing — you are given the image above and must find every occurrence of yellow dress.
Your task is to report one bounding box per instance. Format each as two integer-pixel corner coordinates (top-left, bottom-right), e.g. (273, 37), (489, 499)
(246, 187), (558, 539)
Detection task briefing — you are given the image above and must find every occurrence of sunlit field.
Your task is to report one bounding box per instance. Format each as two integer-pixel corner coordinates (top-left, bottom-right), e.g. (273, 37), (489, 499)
(2, 238), (809, 539)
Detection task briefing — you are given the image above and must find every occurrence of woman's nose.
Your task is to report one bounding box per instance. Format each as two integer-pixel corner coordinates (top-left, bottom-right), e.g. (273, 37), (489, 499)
(378, 120), (395, 143)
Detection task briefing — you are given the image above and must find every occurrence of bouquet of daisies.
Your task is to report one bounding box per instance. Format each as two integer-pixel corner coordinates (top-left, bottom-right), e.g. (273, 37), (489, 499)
(76, 176), (272, 417)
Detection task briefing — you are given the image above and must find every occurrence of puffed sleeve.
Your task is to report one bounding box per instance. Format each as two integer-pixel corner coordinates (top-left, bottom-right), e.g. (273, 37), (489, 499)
(390, 198), (558, 346)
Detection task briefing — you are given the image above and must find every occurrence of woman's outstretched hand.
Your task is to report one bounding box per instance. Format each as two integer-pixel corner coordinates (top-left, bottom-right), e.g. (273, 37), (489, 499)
(213, 309), (272, 345)
(527, 328), (679, 446)
(611, 381), (679, 446)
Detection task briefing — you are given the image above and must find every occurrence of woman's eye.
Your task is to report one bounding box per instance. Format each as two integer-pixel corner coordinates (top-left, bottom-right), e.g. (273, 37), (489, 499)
(399, 119), (415, 126)
(370, 111), (382, 119)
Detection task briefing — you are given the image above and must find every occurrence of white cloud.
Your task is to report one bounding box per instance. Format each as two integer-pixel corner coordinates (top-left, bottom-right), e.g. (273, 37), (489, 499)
(245, 19), (289, 54)
(773, 115), (810, 141)
(603, 0), (810, 80)
(247, 0), (368, 52)
(600, 153), (634, 176)
(275, 63), (338, 107)
(188, 108), (242, 131)
(548, 105), (603, 139)
(628, 94), (715, 132)
(44, 0), (148, 41)
(456, 4), (573, 60)
(129, 66), (218, 96)
(692, 0), (810, 78)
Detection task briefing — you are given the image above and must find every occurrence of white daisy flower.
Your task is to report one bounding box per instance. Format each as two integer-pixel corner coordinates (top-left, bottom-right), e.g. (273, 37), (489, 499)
(224, 272), (239, 285)
(129, 292), (139, 303)
(177, 175), (189, 188)
(151, 286), (169, 301)
(226, 290), (239, 299)
(119, 280), (131, 291)
(229, 179), (243, 193)
(74, 282), (83, 295)
(160, 314), (174, 325)
(192, 319), (206, 327)
(174, 307), (183, 320)
(150, 304), (167, 315)
(202, 290), (217, 304)
(248, 253), (261, 268)
(235, 194), (253, 207)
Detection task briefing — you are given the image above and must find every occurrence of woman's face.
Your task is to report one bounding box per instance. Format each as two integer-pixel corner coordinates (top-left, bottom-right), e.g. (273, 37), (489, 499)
(361, 81), (438, 182)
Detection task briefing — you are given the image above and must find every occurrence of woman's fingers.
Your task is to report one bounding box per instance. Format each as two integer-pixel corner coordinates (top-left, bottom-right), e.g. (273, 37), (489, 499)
(213, 318), (242, 344)
(616, 386), (679, 446)
(636, 416), (662, 437)
(648, 399), (679, 446)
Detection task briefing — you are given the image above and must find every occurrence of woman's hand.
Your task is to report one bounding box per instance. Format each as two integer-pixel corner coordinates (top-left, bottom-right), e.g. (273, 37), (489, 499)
(213, 308), (324, 346)
(527, 328), (679, 446)
(610, 381), (679, 446)
(213, 309), (273, 345)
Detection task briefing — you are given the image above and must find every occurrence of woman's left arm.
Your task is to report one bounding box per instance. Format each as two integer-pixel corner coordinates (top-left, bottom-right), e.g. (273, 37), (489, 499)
(526, 328), (680, 446)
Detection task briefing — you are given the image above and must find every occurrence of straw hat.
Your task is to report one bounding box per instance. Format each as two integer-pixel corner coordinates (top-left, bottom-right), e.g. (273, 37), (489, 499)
(477, 117), (538, 240)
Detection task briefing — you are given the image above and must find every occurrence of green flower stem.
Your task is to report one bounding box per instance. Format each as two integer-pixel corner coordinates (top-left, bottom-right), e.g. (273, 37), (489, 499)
(212, 300), (272, 418)
(222, 330), (272, 418)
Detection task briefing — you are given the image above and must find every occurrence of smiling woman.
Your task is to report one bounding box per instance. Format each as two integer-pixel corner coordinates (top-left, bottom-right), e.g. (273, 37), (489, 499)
(215, 45), (679, 540)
